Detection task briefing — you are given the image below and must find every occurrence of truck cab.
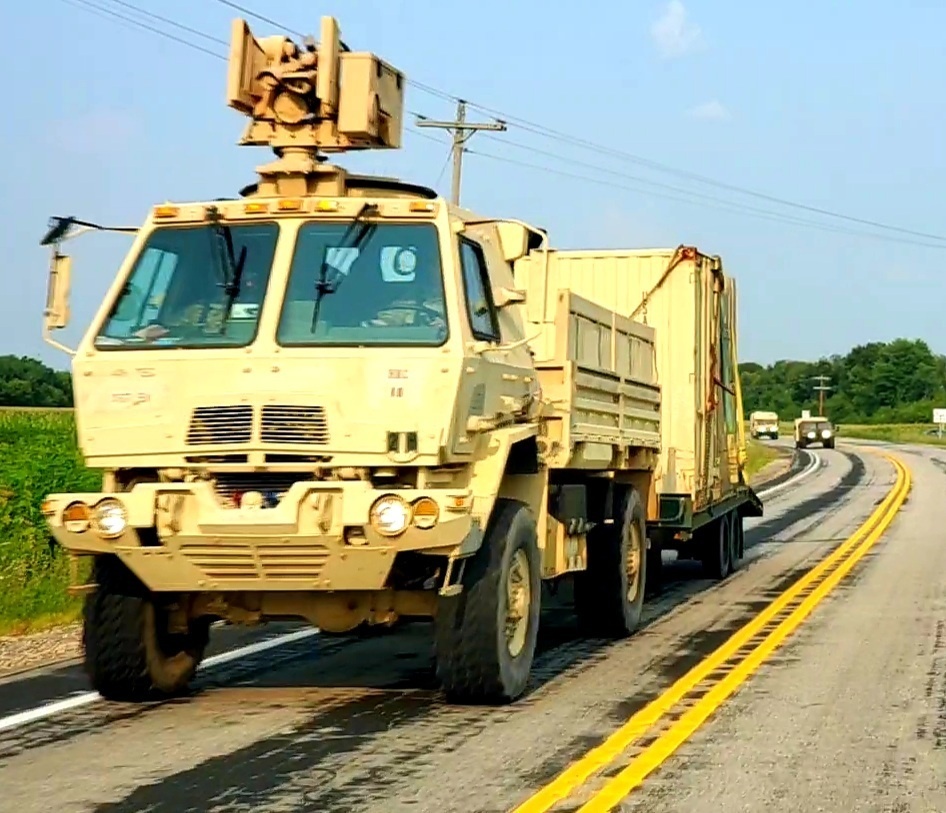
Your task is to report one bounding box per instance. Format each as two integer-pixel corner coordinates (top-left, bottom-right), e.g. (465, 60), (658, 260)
(36, 14), (664, 706)
(794, 416), (835, 449)
(749, 410), (779, 440)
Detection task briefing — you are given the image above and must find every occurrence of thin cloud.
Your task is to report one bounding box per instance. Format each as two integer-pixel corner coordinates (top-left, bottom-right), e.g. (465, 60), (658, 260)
(689, 100), (730, 121)
(46, 110), (140, 155)
(651, 0), (703, 59)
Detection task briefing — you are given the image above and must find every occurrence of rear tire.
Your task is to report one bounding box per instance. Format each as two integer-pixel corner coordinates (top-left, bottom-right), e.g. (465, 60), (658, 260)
(574, 487), (647, 637)
(434, 498), (541, 704)
(728, 512), (744, 572)
(700, 516), (732, 580)
(83, 555), (209, 702)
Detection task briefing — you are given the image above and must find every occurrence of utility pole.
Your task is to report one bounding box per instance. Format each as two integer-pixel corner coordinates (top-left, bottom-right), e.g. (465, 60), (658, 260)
(812, 375), (832, 416)
(415, 100), (506, 205)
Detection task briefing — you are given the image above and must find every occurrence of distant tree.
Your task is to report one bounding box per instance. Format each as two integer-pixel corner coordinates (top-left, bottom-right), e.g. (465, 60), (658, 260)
(739, 338), (946, 424)
(0, 356), (74, 407)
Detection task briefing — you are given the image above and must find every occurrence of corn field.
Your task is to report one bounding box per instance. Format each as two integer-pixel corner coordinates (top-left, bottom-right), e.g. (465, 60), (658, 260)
(0, 409), (99, 632)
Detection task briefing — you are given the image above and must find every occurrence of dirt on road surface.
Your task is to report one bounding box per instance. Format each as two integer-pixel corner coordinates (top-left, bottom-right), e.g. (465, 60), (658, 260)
(2, 444), (940, 812)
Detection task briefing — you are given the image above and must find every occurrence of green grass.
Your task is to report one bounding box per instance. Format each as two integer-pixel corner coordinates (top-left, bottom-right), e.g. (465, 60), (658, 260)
(745, 438), (784, 478)
(0, 409), (98, 635)
(832, 423), (946, 446)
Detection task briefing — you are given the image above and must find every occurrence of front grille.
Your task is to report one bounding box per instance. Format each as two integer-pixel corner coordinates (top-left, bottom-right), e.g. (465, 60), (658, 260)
(212, 472), (310, 507)
(261, 404), (330, 445)
(186, 405), (253, 445)
(178, 542), (330, 582)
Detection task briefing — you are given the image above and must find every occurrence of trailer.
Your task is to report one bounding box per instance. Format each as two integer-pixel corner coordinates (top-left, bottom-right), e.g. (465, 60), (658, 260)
(513, 244), (764, 581)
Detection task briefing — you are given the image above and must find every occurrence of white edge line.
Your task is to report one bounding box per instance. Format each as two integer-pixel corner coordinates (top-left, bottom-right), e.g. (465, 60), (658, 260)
(0, 448), (827, 734)
(757, 450), (822, 500)
(0, 627), (321, 732)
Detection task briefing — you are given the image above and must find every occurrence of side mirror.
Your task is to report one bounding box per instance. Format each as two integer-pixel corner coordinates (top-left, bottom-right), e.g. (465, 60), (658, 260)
(493, 286), (526, 310)
(44, 252), (72, 331)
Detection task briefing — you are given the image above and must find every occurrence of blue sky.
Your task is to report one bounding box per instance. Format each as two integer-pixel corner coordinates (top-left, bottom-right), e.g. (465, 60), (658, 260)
(2, 0), (945, 369)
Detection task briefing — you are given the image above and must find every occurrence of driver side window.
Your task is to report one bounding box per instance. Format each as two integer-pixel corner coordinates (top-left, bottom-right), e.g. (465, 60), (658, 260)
(459, 239), (500, 342)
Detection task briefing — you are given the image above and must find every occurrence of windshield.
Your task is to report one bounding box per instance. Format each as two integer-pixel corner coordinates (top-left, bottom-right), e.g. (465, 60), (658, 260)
(94, 223), (279, 349)
(277, 222), (447, 347)
(800, 421), (832, 432)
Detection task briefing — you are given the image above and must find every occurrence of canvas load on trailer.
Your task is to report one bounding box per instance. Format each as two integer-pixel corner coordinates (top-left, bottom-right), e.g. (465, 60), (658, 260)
(514, 244), (763, 531)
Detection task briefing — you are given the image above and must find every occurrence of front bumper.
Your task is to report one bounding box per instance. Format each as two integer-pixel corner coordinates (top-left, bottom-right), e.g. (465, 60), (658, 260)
(43, 480), (477, 593)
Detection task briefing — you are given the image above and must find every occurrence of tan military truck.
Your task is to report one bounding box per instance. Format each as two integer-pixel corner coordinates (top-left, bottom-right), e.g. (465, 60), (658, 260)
(794, 415), (835, 449)
(748, 410), (780, 440)
(38, 16), (665, 705)
(513, 247), (764, 584)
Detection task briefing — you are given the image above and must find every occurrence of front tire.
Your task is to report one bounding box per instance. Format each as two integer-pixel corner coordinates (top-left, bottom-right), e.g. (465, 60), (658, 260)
(83, 555), (208, 702)
(700, 516), (732, 580)
(434, 498), (541, 704)
(574, 487), (648, 637)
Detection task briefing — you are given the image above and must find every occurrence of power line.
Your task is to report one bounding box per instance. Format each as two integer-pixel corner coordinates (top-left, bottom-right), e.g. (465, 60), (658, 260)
(107, 0), (228, 45)
(62, 0), (226, 59)
(455, 100), (946, 245)
(455, 141), (946, 250)
(202, 0), (946, 245)
(62, 0), (946, 247)
(466, 132), (946, 249)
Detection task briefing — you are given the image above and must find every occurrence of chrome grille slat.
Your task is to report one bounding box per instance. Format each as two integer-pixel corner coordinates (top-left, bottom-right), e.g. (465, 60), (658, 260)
(261, 404), (330, 445)
(186, 405), (253, 445)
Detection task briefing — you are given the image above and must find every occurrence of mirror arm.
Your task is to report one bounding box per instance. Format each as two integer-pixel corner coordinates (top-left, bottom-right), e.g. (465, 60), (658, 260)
(42, 324), (76, 356)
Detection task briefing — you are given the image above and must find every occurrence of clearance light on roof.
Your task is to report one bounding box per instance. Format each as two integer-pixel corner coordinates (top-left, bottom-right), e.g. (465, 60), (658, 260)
(154, 205), (180, 218)
(315, 199), (339, 212)
(244, 202), (269, 214)
(409, 201), (435, 212)
(277, 198), (303, 211)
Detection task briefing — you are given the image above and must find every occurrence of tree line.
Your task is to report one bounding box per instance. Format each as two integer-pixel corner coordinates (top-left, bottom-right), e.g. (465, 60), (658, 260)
(2, 338), (945, 424)
(739, 338), (945, 424)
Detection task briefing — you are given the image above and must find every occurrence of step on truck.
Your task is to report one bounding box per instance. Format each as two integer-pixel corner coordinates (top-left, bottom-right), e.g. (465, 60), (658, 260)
(38, 15), (672, 705)
(513, 247), (764, 583)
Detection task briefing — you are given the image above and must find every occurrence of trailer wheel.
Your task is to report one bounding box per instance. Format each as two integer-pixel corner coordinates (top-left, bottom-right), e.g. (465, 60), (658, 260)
(728, 512), (744, 572)
(434, 498), (541, 704)
(700, 516), (732, 580)
(574, 487), (647, 637)
(645, 537), (664, 598)
(82, 555), (209, 702)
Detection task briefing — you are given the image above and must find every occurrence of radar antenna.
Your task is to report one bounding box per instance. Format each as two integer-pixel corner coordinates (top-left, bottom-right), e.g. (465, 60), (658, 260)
(226, 16), (405, 197)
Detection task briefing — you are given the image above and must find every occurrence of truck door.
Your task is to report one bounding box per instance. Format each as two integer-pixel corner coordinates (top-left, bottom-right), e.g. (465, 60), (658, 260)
(450, 235), (535, 456)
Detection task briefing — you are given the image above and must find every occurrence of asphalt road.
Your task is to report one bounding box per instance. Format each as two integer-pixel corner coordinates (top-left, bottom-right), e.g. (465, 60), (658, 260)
(1, 441), (936, 812)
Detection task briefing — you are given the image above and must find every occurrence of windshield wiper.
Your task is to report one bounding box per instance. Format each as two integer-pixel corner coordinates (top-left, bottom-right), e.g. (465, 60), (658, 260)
(206, 205), (248, 334)
(311, 202), (379, 332)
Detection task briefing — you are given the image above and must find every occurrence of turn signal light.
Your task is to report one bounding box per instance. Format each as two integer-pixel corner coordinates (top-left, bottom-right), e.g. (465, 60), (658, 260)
(411, 497), (440, 530)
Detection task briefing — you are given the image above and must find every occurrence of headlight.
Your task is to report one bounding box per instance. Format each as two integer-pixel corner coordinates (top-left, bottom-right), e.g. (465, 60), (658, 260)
(91, 498), (128, 538)
(807, 431), (816, 439)
(369, 494), (412, 537)
(821, 429), (832, 438)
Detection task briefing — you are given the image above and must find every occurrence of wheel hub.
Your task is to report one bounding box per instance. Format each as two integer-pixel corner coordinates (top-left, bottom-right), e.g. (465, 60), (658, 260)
(505, 549), (531, 657)
(626, 523), (642, 603)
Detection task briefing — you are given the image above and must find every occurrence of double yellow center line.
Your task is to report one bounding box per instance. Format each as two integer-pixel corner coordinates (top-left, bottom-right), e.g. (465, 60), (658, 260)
(513, 451), (911, 813)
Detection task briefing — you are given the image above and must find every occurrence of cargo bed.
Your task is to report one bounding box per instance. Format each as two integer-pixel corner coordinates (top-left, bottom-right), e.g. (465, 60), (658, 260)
(516, 244), (763, 547)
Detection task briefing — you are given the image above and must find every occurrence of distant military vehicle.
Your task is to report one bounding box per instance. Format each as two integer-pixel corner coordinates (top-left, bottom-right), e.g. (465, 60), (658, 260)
(749, 411), (780, 440)
(38, 15), (761, 705)
(794, 416), (836, 449)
